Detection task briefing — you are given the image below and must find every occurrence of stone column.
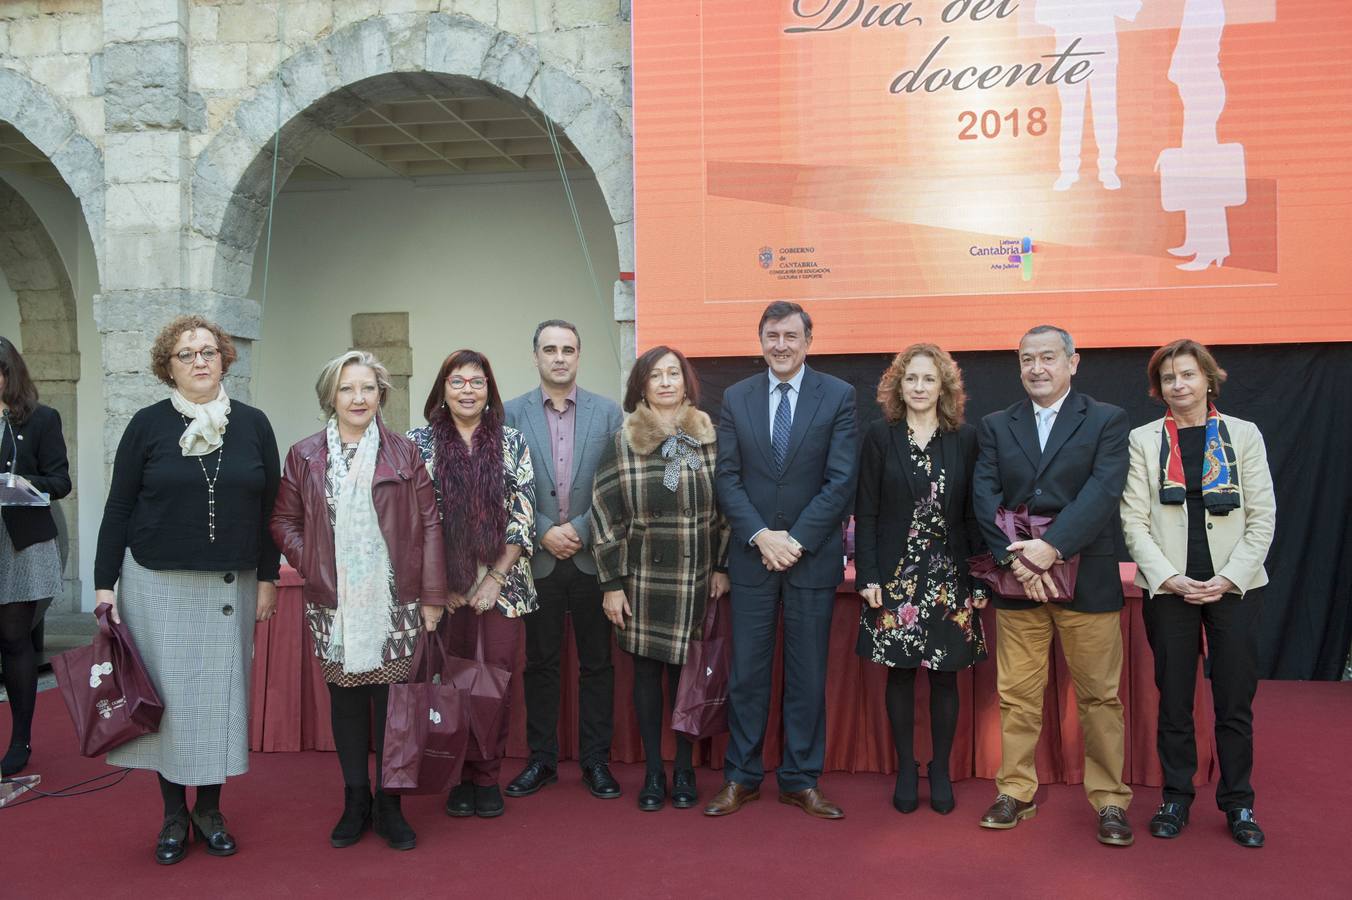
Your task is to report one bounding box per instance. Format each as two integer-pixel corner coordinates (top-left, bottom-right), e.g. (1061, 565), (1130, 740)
(351, 312), (412, 433)
(96, 0), (263, 459)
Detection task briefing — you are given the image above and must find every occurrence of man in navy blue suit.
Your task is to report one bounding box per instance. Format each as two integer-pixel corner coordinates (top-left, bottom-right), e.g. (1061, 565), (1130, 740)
(705, 302), (859, 819)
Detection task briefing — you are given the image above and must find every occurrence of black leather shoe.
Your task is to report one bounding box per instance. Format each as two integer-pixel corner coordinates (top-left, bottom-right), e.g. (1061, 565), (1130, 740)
(373, 790), (416, 850)
(638, 771), (666, 812)
(190, 808), (237, 857)
(893, 763), (919, 814)
(330, 786), (372, 848)
(475, 784), (505, 818)
(671, 769), (698, 809)
(1148, 802), (1189, 839)
(504, 760), (558, 798)
(928, 762), (954, 815)
(155, 807), (190, 866)
(582, 762), (622, 799)
(445, 781), (475, 818)
(1097, 805), (1134, 847)
(0, 742), (31, 777)
(1226, 808), (1265, 848)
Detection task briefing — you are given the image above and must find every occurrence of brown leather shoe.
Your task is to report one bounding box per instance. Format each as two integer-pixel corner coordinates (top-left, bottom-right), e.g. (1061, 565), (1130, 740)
(778, 787), (844, 820)
(703, 781), (760, 817)
(1097, 805), (1134, 846)
(979, 793), (1037, 829)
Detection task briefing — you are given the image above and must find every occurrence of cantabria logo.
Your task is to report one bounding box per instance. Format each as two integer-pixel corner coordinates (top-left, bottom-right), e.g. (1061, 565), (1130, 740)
(1010, 237), (1035, 282)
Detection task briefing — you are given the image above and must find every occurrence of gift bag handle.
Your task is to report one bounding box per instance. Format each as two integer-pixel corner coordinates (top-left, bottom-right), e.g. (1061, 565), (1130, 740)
(411, 628), (449, 683)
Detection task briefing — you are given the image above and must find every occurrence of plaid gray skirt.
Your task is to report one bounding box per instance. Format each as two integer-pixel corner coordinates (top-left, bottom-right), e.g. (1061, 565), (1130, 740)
(0, 525), (62, 605)
(107, 550), (256, 785)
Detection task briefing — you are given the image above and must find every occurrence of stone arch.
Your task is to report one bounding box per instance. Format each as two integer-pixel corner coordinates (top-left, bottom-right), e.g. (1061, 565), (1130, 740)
(191, 12), (633, 300)
(0, 68), (106, 282)
(0, 178), (81, 611)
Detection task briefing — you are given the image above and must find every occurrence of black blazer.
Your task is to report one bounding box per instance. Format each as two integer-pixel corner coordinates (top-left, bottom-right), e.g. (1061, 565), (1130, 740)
(853, 420), (982, 591)
(715, 365), (859, 589)
(972, 389), (1130, 613)
(1, 404), (72, 552)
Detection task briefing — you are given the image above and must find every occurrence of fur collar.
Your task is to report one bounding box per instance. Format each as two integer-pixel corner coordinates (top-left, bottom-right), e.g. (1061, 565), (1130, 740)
(624, 402), (715, 455)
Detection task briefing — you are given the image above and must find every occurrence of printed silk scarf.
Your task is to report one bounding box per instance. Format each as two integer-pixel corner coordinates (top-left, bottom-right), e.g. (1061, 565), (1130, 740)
(659, 430), (702, 492)
(326, 417), (395, 674)
(1158, 402), (1240, 515)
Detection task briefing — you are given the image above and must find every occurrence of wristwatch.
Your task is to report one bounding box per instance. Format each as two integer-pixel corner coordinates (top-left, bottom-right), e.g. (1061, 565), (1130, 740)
(998, 552), (1019, 568)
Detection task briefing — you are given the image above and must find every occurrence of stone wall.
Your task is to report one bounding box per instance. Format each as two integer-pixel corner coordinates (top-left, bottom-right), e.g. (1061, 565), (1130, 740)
(2, 0), (635, 467)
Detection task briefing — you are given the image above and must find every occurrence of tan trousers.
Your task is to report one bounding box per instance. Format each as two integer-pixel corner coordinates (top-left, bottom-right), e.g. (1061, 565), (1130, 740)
(995, 605), (1132, 810)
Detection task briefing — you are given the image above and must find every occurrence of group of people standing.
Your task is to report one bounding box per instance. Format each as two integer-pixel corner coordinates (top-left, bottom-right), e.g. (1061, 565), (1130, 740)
(0, 302), (1274, 864)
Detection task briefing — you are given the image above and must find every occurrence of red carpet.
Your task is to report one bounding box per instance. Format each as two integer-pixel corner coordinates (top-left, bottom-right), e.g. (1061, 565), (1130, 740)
(3, 680), (1350, 898)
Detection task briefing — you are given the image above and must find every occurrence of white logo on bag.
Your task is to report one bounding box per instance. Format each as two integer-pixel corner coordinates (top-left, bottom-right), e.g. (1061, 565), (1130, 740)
(429, 708), (442, 725)
(88, 660), (113, 688)
(706, 666), (713, 677)
(95, 697), (126, 719)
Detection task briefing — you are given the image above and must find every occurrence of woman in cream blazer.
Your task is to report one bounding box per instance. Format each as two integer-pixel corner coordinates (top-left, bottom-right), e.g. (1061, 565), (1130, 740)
(1121, 339), (1275, 849)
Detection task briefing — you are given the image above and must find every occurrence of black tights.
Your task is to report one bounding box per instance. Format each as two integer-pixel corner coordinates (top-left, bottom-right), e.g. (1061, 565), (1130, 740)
(157, 775), (222, 816)
(0, 601), (38, 749)
(885, 667), (959, 773)
(631, 654), (692, 776)
(328, 682), (389, 788)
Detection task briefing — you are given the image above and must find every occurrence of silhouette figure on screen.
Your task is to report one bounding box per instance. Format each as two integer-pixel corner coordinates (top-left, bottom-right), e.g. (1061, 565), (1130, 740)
(1035, 0), (1141, 191)
(1157, 0), (1244, 271)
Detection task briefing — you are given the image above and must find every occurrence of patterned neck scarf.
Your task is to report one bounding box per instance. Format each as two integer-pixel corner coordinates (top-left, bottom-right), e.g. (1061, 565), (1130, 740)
(1159, 402), (1240, 515)
(325, 417), (394, 673)
(659, 429), (702, 492)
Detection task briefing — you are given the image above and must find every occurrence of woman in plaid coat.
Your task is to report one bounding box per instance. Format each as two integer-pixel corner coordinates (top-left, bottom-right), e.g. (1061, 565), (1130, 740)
(591, 345), (730, 812)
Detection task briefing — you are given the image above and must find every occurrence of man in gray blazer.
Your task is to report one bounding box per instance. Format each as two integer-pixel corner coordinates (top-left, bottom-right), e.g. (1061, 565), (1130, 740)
(504, 320), (625, 800)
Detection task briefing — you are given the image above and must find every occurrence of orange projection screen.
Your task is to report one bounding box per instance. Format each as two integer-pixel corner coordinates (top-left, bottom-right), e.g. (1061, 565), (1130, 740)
(632, 1), (1352, 355)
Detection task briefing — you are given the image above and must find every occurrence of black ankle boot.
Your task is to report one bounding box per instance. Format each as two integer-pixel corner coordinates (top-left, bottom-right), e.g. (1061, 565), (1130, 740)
(1, 742), (31, 777)
(893, 762), (919, 813)
(155, 806), (191, 865)
(374, 790), (416, 850)
(189, 807), (237, 857)
(331, 786), (373, 848)
(928, 762), (954, 815)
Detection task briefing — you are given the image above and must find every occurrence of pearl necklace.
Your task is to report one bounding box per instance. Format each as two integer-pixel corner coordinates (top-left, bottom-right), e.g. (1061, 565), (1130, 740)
(182, 415), (224, 543)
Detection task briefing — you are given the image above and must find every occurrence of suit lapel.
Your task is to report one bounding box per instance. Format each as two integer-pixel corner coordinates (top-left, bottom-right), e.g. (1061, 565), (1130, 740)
(1035, 391), (1087, 478)
(1008, 402), (1042, 471)
(523, 394), (556, 491)
(781, 367), (824, 471)
(742, 377), (776, 471)
(570, 389), (596, 485)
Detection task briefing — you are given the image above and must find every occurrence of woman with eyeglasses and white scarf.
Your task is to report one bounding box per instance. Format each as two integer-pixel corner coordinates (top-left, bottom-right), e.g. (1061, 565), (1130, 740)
(94, 315), (281, 865)
(271, 350), (449, 852)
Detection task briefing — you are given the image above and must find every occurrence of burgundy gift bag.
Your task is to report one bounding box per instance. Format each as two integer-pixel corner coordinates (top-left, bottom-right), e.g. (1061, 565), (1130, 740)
(671, 593), (731, 740)
(967, 505), (1080, 601)
(52, 603), (164, 757)
(381, 630), (470, 795)
(442, 620), (510, 762)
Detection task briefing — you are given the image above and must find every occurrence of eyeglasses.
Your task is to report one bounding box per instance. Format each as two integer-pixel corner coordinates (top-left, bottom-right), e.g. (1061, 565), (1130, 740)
(448, 377), (487, 390)
(175, 348), (220, 365)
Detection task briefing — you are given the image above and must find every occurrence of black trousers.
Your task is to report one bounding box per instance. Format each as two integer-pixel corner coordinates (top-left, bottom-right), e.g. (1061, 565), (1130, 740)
(1144, 590), (1262, 811)
(523, 557), (613, 768)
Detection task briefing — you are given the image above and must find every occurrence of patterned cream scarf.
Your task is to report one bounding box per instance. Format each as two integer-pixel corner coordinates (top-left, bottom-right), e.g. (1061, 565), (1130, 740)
(170, 386), (230, 457)
(325, 417), (394, 674)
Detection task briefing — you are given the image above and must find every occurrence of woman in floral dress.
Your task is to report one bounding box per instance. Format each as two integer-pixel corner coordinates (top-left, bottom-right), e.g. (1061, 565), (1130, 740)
(854, 344), (987, 815)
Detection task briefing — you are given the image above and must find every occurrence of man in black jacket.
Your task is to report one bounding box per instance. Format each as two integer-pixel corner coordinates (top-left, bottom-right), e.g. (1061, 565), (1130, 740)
(972, 325), (1135, 846)
(705, 302), (858, 819)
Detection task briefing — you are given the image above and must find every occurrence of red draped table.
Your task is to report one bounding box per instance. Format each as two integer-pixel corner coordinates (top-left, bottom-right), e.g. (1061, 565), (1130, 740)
(251, 564), (1215, 786)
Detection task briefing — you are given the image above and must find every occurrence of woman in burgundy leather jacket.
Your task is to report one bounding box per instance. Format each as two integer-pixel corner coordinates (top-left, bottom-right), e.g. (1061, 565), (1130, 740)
(270, 350), (448, 852)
